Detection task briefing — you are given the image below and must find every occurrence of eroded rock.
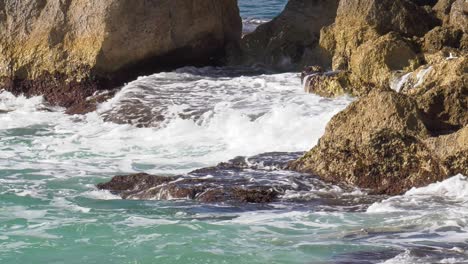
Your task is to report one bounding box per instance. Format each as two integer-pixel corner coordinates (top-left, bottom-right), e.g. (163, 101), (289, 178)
(97, 152), (375, 205)
(288, 91), (451, 195)
(0, 0), (241, 111)
(237, 0), (339, 70)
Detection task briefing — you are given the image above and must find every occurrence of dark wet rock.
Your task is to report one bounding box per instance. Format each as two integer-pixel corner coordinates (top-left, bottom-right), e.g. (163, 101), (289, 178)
(1, 72), (103, 112)
(66, 90), (117, 115)
(97, 173), (279, 203)
(97, 152), (378, 206)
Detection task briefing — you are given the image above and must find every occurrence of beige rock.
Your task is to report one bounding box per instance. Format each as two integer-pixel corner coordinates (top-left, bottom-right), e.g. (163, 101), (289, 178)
(320, 0), (437, 72)
(0, 0), (241, 82)
(288, 91), (449, 195)
(425, 126), (468, 175)
(238, 0), (339, 70)
(423, 26), (463, 52)
(450, 0), (468, 33)
(350, 33), (419, 88)
(433, 0), (456, 25)
(303, 71), (351, 97)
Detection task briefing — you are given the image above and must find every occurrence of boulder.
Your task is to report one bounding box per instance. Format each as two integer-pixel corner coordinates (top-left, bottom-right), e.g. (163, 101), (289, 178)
(238, 0), (339, 70)
(349, 32), (419, 88)
(449, 0), (468, 33)
(422, 26), (463, 52)
(433, 0), (456, 25)
(288, 91), (450, 195)
(393, 53), (467, 133)
(303, 70), (352, 97)
(424, 126), (468, 176)
(320, 0), (438, 71)
(0, 0), (241, 110)
(97, 152), (376, 205)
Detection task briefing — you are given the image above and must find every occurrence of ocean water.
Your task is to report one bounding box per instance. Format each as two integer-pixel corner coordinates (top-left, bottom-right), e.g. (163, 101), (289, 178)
(239, 0), (288, 33)
(1, 3), (468, 264)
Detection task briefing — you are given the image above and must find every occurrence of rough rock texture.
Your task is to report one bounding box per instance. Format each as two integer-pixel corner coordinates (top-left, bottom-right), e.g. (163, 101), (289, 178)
(97, 153), (301, 203)
(97, 152), (377, 205)
(449, 0), (468, 33)
(320, 0), (437, 69)
(97, 173), (279, 203)
(425, 126), (468, 175)
(349, 32), (419, 89)
(422, 26), (464, 52)
(289, 0), (466, 195)
(0, 0), (241, 110)
(398, 54), (468, 134)
(301, 0), (439, 96)
(303, 70), (352, 97)
(288, 91), (453, 195)
(433, 0), (456, 24)
(237, 0), (339, 70)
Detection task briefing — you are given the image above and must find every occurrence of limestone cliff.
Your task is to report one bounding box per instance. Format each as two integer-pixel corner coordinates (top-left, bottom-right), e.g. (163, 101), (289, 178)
(0, 0), (241, 111)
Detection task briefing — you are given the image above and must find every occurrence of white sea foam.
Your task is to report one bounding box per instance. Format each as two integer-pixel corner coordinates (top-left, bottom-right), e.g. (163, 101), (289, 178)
(405, 174), (468, 199)
(368, 175), (468, 214)
(390, 72), (412, 92)
(0, 67), (351, 176)
(82, 189), (122, 200)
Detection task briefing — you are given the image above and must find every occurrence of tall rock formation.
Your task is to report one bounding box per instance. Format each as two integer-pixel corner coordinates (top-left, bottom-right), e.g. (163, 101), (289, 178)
(237, 0), (339, 70)
(0, 0), (241, 111)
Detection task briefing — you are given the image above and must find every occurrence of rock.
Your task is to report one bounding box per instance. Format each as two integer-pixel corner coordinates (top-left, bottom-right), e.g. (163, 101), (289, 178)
(416, 82), (468, 134)
(336, 0), (438, 37)
(288, 91), (449, 195)
(423, 26), (463, 52)
(433, 0), (456, 25)
(0, 0), (241, 111)
(320, 0), (438, 72)
(237, 0), (339, 70)
(303, 71), (352, 97)
(349, 32), (420, 88)
(449, 0), (468, 33)
(425, 126), (468, 176)
(301, 65), (325, 81)
(97, 152), (376, 205)
(394, 53), (467, 133)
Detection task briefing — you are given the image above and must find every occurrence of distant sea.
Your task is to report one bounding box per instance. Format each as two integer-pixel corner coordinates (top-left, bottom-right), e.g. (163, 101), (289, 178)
(238, 0), (288, 32)
(238, 0), (288, 19)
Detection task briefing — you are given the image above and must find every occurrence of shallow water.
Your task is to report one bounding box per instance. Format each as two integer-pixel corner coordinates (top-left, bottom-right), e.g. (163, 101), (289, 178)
(1, 2), (468, 263)
(1, 66), (467, 264)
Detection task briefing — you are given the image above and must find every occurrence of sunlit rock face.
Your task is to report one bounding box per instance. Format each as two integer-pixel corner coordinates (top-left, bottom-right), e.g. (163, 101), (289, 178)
(0, 0), (241, 110)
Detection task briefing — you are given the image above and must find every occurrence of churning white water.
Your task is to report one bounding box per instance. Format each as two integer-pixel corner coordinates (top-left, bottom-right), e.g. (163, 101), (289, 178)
(1, 66), (467, 264)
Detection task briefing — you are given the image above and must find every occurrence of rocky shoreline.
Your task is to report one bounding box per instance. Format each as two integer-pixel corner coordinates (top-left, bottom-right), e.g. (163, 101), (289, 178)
(0, 0), (241, 113)
(1, 0), (466, 201)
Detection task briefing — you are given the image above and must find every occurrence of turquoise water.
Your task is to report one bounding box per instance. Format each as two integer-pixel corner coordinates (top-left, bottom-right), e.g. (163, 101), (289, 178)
(1, 2), (468, 263)
(238, 0), (287, 19)
(2, 67), (467, 264)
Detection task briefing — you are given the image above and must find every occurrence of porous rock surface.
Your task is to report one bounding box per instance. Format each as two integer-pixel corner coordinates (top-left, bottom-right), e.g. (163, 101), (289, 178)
(0, 0), (241, 111)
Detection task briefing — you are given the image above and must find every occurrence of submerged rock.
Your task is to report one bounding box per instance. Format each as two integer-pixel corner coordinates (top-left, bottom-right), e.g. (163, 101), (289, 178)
(97, 152), (375, 206)
(0, 0), (241, 111)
